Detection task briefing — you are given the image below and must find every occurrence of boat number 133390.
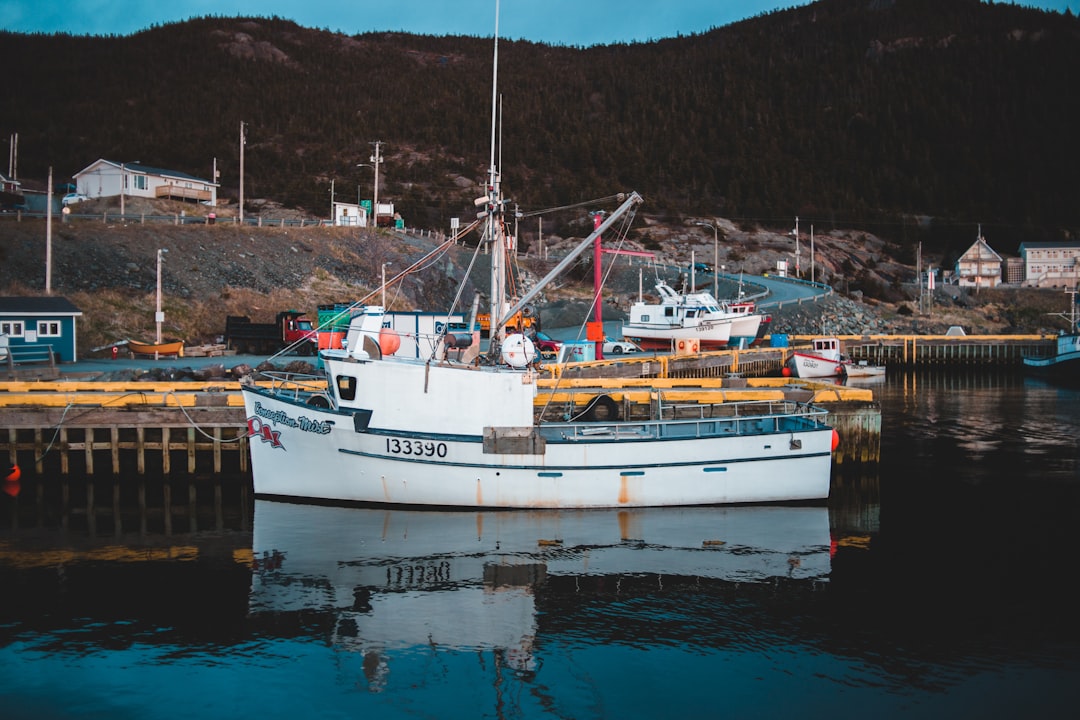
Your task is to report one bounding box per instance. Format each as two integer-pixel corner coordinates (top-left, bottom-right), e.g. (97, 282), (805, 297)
(386, 438), (448, 457)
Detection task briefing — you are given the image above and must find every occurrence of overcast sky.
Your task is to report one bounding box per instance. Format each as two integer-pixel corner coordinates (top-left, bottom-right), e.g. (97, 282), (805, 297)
(1, 1), (1075, 46)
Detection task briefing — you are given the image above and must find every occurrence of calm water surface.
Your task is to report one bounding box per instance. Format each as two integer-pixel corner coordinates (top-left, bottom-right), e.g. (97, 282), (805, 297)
(1, 371), (1078, 719)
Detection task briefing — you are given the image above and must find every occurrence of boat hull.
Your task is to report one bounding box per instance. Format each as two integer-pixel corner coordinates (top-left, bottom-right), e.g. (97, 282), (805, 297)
(1023, 334), (1080, 379)
(622, 321), (732, 351)
(791, 351), (844, 378)
(843, 362), (885, 378)
(127, 340), (184, 357)
(242, 386), (834, 508)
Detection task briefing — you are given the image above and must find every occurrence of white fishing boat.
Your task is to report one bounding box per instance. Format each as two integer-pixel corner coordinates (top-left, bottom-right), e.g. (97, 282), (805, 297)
(238, 7), (836, 509)
(790, 337), (846, 378)
(248, 500), (833, 674)
(622, 281), (764, 352)
(723, 298), (770, 348)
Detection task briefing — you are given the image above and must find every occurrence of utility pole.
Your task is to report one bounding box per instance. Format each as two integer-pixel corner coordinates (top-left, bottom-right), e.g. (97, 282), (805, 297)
(696, 221), (720, 299)
(792, 216), (800, 279)
(329, 178), (335, 222)
(810, 225), (815, 284)
(120, 162), (125, 217)
(239, 121), (246, 224)
(46, 166), (53, 294)
(370, 140), (383, 227)
(8, 132), (16, 179)
(155, 248), (167, 359)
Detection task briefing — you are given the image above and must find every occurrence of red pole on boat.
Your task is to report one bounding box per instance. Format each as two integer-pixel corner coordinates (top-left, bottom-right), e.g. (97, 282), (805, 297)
(592, 211), (604, 360)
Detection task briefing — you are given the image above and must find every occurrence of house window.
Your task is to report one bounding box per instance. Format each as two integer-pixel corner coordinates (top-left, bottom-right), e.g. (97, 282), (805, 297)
(37, 321), (61, 337)
(1, 320), (24, 337)
(134, 175), (147, 190)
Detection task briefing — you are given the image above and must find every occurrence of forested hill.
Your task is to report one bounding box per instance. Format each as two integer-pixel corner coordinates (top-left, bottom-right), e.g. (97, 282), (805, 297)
(1, 0), (1077, 246)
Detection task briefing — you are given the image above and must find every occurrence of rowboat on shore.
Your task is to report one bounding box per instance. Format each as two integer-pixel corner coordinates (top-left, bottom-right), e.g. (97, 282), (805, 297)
(126, 339), (184, 357)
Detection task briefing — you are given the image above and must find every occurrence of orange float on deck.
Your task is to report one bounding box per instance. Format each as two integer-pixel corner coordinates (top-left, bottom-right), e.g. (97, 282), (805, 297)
(379, 328), (401, 356)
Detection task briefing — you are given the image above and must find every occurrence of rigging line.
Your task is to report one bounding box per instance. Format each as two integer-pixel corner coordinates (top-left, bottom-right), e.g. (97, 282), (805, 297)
(537, 205), (640, 422)
(516, 193), (627, 218)
(166, 391), (249, 443)
(263, 235), (459, 364)
(428, 231), (488, 363)
(33, 402), (76, 463)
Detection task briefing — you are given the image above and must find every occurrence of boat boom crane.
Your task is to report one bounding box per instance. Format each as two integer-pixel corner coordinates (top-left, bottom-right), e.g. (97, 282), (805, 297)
(496, 191), (643, 333)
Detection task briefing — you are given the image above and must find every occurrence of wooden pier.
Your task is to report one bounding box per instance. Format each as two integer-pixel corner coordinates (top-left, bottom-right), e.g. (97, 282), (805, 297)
(791, 333), (1052, 367)
(1, 374), (880, 480)
(2, 382), (252, 478)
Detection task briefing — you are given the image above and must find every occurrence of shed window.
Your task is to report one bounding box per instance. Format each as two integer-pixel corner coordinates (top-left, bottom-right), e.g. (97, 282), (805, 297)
(37, 321), (61, 337)
(1, 321), (24, 337)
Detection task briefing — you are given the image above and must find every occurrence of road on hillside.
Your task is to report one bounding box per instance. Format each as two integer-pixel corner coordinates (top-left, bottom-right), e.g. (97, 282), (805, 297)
(748, 274), (831, 309)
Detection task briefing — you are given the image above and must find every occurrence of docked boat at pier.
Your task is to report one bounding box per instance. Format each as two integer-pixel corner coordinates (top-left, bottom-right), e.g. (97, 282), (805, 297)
(1022, 290), (1080, 378)
(842, 359), (886, 379)
(790, 337), (845, 378)
(238, 9), (835, 509)
(621, 280), (765, 352)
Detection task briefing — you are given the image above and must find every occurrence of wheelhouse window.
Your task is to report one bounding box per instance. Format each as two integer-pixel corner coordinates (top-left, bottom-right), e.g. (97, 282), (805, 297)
(336, 374), (357, 402)
(37, 321), (61, 337)
(1, 320), (24, 337)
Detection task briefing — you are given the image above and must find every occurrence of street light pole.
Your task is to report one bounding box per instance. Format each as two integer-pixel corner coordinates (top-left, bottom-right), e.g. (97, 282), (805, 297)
(792, 216), (800, 279)
(381, 262), (391, 308)
(356, 163), (374, 226)
(696, 221), (719, 298)
(369, 141), (383, 227)
(155, 248), (167, 360)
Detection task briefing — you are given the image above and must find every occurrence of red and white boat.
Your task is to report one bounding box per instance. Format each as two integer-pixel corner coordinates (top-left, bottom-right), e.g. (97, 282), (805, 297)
(791, 337), (845, 378)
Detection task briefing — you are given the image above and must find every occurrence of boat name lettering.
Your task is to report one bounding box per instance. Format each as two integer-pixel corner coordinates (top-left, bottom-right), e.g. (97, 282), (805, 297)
(253, 402), (333, 435)
(386, 437), (448, 458)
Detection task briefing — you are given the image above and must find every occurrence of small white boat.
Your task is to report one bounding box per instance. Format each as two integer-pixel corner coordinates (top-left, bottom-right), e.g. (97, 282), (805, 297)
(790, 337), (845, 378)
(842, 360), (886, 378)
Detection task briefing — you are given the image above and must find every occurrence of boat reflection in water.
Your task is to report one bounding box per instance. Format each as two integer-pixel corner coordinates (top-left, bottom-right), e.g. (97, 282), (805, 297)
(249, 500), (831, 683)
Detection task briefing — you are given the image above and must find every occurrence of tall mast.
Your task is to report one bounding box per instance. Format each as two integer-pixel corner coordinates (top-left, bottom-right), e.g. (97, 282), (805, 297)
(487, 0), (504, 343)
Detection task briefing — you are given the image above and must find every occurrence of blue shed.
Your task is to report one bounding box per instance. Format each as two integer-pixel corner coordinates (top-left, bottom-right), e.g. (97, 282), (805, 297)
(0, 296), (84, 363)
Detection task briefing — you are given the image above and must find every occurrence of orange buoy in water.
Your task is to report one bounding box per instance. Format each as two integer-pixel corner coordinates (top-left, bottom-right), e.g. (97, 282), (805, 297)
(378, 328), (401, 356)
(2, 481), (20, 498)
(831, 429), (840, 451)
(4, 464), (20, 483)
